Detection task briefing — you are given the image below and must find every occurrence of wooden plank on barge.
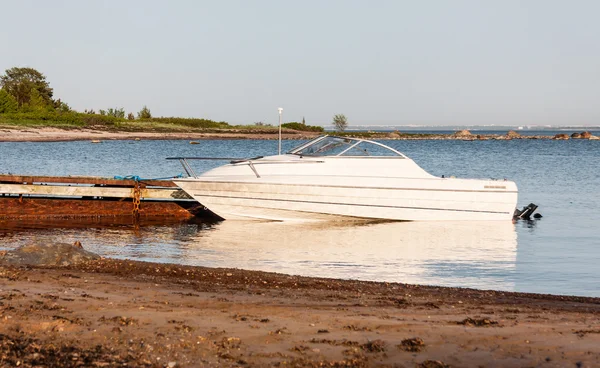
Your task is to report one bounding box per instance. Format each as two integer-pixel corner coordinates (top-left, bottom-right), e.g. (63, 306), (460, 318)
(0, 183), (192, 200)
(0, 174), (179, 187)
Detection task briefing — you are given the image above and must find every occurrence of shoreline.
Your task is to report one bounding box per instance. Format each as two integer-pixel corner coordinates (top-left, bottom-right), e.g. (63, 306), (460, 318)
(1, 126), (599, 142)
(1, 256), (599, 367)
(0, 127), (320, 142)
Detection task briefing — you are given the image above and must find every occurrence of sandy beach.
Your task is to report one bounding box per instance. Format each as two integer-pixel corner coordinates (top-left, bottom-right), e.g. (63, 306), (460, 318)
(0, 127), (319, 142)
(1, 255), (599, 367)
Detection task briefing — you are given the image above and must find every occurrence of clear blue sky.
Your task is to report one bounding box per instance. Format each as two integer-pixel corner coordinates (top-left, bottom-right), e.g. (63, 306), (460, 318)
(2, 0), (599, 126)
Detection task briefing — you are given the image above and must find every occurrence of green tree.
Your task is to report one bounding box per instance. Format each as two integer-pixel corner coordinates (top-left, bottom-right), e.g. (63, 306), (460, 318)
(127, 112), (135, 120)
(0, 67), (53, 108)
(137, 105), (152, 119)
(332, 114), (348, 132)
(302, 116), (306, 125)
(21, 88), (51, 112)
(0, 89), (18, 113)
(106, 107), (125, 118)
(53, 99), (71, 112)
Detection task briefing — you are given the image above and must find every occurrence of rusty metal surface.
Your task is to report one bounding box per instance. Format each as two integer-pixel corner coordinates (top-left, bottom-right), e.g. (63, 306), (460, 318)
(0, 216), (213, 231)
(0, 174), (179, 188)
(0, 197), (206, 221)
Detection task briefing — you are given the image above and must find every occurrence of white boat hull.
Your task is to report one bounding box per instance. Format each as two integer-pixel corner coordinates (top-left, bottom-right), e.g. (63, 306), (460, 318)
(175, 178), (518, 221)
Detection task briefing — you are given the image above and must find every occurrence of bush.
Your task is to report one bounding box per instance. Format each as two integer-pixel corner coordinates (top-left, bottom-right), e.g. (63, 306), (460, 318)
(282, 122), (324, 132)
(106, 107), (125, 118)
(139, 117), (230, 129)
(0, 111), (121, 127)
(0, 89), (18, 113)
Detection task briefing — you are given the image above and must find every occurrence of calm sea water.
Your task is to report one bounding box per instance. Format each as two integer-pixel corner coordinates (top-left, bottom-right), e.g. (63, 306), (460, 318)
(1, 136), (599, 297)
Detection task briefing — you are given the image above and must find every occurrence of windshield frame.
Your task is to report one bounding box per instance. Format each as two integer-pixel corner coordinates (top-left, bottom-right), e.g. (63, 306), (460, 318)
(287, 135), (407, 158)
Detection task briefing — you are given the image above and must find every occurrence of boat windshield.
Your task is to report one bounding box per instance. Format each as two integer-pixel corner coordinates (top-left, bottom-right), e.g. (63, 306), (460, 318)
(288, 136), (405, 157)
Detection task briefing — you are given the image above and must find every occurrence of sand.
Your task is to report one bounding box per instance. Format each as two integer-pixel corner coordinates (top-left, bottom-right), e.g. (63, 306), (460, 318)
(1, 258), (599, 367)
(0, 127), (318, 142)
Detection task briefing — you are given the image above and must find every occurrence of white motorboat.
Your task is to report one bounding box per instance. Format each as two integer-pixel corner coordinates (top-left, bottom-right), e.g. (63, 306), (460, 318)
(172, 135), (518, 221)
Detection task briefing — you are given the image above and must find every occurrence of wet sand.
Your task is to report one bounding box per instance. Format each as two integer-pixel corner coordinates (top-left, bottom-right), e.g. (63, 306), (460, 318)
(1, 258), (599, 367)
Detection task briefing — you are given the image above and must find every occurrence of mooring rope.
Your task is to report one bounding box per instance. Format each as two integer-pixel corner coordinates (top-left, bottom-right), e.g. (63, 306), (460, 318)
(113, 173), (184, 182)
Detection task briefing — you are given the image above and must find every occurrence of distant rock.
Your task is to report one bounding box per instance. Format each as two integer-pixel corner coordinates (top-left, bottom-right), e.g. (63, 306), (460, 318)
(589, 135), (600, 140)
(476, 135), (488, 140)
(506, 130), (521, 138)
(388, 131), (401, 138)
(581, 131), (592, 139)
(453, 130), (472, 137)
(571, 132), (582, 139)
(0, 242), (100, 266)
(553, 134), (569, 140)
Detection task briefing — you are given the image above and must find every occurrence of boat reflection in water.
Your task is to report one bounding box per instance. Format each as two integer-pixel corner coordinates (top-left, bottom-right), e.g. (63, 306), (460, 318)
(186, 219), (518, 291)
(0, 218), (518, 292)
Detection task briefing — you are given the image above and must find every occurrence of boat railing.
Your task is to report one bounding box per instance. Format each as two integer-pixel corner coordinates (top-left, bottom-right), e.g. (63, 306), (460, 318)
(166, 157), (257, 178)
(166, 157), (324, 178)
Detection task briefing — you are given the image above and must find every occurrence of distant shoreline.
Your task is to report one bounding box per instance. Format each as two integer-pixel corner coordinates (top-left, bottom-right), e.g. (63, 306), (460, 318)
(1, 126), (598, 142)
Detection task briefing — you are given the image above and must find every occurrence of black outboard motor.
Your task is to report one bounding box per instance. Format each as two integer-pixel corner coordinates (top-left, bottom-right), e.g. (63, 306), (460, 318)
(513, 203), (539, 220)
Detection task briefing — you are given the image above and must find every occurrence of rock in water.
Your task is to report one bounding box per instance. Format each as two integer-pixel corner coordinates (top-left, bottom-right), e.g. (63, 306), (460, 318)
(0, 242), (100, 266)
(453, 130), (472, 137)
(553, 134), (569, 140)
(581, 131), (592, 139)
(571, 132), (582, 139)
(506, 130), (521, 139)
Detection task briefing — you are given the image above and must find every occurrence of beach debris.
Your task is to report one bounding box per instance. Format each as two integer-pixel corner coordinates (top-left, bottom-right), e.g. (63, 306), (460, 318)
(397, 337), (426, 352)
(343, 325), (371, 332)
(270, 328), (291, 335)
(98, 316), (138, 326)
(0, 334), (145, 367)
(189, 141), (200, 144)
(309, 338), (360, 347)
(417, 360), (451, 368)
(0, 242), (100, 266)
(573, 329), (600, 337)
(362, 339), (386, 353)
(456, 317), (499, 327)
(219, 337), (241, 349)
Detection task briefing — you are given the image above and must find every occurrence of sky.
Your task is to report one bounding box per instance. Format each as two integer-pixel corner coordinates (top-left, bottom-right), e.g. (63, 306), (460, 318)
(2, 0), (599, 127)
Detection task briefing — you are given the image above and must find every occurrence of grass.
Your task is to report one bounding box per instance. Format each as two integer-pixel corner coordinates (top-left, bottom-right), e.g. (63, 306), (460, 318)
(0, 112), (319, 135)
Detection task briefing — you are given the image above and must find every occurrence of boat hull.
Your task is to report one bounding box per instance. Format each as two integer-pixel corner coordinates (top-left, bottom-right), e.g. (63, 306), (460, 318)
(174, 178), (518, 221)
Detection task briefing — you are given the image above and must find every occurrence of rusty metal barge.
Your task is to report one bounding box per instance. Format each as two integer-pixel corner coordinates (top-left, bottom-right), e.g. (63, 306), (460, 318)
(0, 174), (206, 221)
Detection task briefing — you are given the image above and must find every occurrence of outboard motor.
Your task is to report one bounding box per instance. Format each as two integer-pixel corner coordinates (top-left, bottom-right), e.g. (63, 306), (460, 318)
(513, 203), (539, 220)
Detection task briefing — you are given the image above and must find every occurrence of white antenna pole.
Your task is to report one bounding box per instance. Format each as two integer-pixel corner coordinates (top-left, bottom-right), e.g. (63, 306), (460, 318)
(278, 107), (283, 155)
